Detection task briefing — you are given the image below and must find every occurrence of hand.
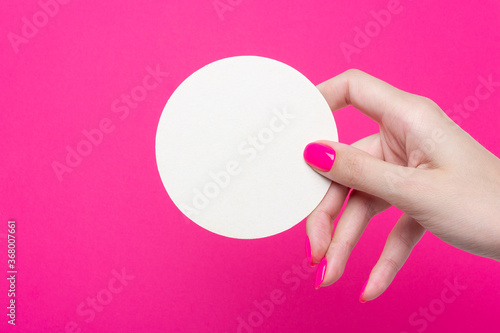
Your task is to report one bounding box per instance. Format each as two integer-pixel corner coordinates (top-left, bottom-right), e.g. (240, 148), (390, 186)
(304, 69), (500, 302)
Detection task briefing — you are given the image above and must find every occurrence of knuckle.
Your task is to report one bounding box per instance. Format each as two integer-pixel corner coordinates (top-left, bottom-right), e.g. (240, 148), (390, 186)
(337, 238), (356, 255)
(397, 232), (414, 251)
(382, 256), (401, 273)
(415, 96), (442, 114)
(340, 151), (365, 186)
(313, 210), (334, 233)
(364, 200), (377, 219)
(308, 211), (333, 244)
(312, 208), (333, 224)
(355, 191), (386, 219)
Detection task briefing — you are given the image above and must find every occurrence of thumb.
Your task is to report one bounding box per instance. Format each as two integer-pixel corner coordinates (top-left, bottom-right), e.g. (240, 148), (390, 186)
(303, 141), (423, 208)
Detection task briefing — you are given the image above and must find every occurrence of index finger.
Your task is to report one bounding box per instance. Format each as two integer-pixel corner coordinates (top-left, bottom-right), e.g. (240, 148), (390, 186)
(316, 69), (420, 123)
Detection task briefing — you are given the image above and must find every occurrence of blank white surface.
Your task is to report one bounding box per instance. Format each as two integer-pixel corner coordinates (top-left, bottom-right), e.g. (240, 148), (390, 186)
(156, 56), (338, 239)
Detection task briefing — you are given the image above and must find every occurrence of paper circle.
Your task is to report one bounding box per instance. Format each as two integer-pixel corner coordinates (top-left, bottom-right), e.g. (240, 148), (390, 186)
(156, 56), (338, 239)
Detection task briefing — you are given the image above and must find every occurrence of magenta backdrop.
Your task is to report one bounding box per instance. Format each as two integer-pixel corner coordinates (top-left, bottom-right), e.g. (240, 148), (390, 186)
(2, 0), (500, 332)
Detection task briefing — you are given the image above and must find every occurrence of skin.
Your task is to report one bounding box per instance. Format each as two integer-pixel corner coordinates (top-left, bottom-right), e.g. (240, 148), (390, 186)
(305, 69), (500, 302)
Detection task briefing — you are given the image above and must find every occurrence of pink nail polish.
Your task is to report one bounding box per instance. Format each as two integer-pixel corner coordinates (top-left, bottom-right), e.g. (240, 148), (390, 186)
(305, 237), (316, 266)
(305, 237), (312, 264)
(359, 280), (368, 303)
(315, 258), (327, 289)
(303, 143), (336, 172)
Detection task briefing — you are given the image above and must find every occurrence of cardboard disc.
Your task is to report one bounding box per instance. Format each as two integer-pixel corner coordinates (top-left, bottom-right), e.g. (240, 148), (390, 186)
(156, 56), (338, 239)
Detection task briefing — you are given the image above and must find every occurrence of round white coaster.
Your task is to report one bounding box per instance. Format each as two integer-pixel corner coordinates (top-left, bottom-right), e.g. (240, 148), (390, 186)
(156, 56), (338, 239)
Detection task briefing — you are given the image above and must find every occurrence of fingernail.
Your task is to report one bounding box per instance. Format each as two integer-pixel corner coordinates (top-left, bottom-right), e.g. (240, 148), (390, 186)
(315, 258), (327, 289)
(305, 237), (316, 267)
(303, 143), (336, 172)
(359, 280), (368, 303)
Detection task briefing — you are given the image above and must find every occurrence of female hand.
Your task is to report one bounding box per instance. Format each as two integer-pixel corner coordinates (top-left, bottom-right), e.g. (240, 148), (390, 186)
(304, 69), (500, 302)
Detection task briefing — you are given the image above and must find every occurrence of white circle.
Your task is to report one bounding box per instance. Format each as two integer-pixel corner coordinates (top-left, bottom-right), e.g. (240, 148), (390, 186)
(155, 56), (338, 239)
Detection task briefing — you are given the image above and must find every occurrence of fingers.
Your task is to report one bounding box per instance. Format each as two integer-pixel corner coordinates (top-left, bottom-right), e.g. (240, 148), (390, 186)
(303, 140), (426, 210)
(307, 69), (431, 299)
(306, 133), (383, 265)
(319, 191), (390, 287)
(360, 213), (426, 302)
(306, 182), (349, 265)
(316, 69), (420, 122)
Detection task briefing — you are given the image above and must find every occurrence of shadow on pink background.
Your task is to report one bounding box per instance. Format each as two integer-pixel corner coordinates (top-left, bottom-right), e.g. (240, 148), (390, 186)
(1, 0), (499, 332)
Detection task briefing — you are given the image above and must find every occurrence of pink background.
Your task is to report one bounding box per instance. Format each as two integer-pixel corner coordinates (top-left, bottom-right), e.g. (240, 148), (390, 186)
(1, 0), (500, 332)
